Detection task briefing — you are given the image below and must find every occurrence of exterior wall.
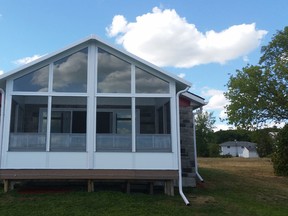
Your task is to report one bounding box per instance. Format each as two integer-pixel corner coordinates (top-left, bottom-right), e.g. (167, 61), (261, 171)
(179, 104), (196, 187)
(242, 148), (259, 158)
(3, 152), (177, 169)
(220, 146), (242, 157)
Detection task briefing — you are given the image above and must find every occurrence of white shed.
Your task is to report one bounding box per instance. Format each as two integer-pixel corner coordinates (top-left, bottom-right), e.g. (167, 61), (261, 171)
(220, 141), (259, 158)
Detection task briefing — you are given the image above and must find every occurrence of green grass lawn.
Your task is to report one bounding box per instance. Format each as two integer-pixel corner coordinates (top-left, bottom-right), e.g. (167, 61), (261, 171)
(1, 158), (288, 216)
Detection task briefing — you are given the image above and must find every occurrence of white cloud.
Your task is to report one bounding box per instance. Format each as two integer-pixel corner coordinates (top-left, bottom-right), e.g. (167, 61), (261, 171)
(200, 87), (231, 130)
(201, 88), (229, 111)
(106, 7), (267, 68)
(177, 73), (186, 78)
(106, 15), (128, 37)
(13, 54), (44, 66)
(243, 55), (249, 62)
(0, 70), (4, 75)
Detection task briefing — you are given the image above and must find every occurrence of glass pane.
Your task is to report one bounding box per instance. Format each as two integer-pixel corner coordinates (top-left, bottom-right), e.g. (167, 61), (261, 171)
(116, 110), (132, 134)
(97, 48), (131, 93)
(50, 111), (71, 133)
(97, 112), (112, 133)
(50, 96), (87, 152)
(136, 97), (171, 152)
(96, 97), (132, 152)
(9, 96), (48, 151)
(53, 48), (88, 92)
(13, 66), (49, 92)
(135, 67), (169, 93)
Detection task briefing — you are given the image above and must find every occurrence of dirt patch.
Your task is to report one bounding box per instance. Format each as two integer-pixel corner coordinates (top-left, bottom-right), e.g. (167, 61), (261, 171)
(189, 195), (217, 205)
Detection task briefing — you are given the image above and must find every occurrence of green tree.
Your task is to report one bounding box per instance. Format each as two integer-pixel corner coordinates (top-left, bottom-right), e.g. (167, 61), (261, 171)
(208, 143), (220, 157)
(272, 124), (288, 176)
(251, 128), (277, 157)
(213, 129), (251, 144)
(225, 27), (288, 128)
(195, 111), (215, 157)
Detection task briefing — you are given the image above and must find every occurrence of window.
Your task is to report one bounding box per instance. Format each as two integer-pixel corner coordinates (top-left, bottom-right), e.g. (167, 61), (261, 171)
(135, 67), (169, 93)
(13, 65), (49, 92)
(136, 97), (171, 152)
(97, 48), (131, 93)
(96, 97), (132, 152)
(9, 96), (48, 151)
(53, 48), (88, 92)
(49, 96), (87, 152)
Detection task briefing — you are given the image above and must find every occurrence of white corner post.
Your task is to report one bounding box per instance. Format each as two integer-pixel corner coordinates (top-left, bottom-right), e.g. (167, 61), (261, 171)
(0, 88), (5, 168)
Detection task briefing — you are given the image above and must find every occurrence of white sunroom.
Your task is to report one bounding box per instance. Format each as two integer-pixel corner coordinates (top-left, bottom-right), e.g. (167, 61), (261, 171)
(0, 36), (204, 200)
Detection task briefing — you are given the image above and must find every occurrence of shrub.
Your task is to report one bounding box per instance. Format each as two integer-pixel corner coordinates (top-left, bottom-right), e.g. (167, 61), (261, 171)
(272, 124), (288, 176)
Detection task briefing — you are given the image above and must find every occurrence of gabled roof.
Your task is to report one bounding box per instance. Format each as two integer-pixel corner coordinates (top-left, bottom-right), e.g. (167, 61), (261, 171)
(244, 146), (258, 152)
(219, 141), (257, 147)
(0, 35), (191, 90)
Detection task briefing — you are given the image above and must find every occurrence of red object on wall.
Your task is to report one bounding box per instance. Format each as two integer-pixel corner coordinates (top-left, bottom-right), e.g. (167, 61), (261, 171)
(179, 96), (190, 107)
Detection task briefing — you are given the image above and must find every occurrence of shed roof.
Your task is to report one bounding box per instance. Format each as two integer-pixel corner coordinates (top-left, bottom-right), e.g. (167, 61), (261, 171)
(219, 141), (257, 147)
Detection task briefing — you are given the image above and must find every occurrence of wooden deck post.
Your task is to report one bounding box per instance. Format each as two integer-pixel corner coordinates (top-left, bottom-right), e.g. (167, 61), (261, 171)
(87, 180), (94, 192)
(149, 182), (154, 195)
(126, 181), (131, 194)
(3, 180), (9, 193)
(164, 180), (174, 196)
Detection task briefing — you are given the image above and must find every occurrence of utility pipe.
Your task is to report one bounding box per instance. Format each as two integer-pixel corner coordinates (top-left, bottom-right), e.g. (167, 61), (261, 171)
(0, 88), (5, 168)
(176, 87), (190, 206)
(192, 110), (204, 182)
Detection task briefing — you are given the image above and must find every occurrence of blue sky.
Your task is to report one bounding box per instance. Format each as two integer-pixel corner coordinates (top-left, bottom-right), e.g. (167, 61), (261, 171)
(0, 0), (287, 130)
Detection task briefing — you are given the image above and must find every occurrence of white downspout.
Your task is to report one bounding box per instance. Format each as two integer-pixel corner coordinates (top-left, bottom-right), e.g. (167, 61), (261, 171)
(192, 111), (204, 182)
(0, 88), (5, 168)
(176, 87), (190, 206)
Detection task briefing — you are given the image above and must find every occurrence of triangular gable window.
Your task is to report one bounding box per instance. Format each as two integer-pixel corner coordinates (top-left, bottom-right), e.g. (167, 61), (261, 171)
(13, 65), (49, 92)
(135, 67), (169, 93)
(53, 48), (88, 92)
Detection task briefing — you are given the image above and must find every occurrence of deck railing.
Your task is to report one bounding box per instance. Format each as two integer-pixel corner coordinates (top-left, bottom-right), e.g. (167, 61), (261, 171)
(136, 134), (171, 152)
(9, 133), (86, 152)
(9, 133), (171, 152)
(9, 133), (46, 151)
(96, 134), (171, 152)
(50, 133), (86, 151)
(96, 134), (132, 152)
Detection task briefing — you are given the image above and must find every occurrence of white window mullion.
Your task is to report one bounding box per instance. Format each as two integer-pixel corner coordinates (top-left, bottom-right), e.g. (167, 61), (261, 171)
(87, 44), (96, 168)
(131, 64), (135, 95)
(132, 97), (136, 152)
(131, 65), (136, 152)
(46, 96), (52, 152)
(1, 81), (13, 167)
(94, 46), (98, 153)
(48, 63), (53, 93)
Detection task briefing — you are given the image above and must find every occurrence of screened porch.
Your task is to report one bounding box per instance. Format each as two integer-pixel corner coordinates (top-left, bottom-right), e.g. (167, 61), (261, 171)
(9, 96), (172, 152)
